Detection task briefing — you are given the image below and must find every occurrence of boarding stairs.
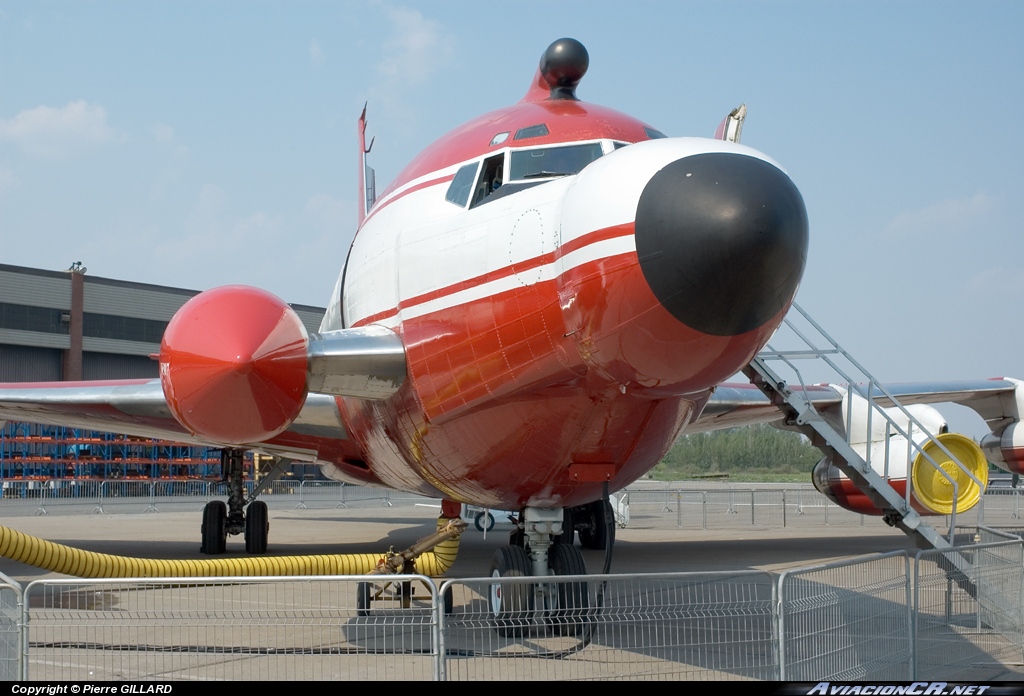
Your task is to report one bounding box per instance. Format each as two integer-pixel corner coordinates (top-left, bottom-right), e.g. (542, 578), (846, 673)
(744, 303), (984, 554)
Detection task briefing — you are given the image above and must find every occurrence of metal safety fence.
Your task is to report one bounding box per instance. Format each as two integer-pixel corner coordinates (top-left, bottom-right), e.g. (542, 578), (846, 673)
(22, 574), (440, 681)
(621, 487), (868, 530)
(0, 479), (417, 516)
(778, 551), (912, 681)
(616, 485), (1024, 531)
(439, 571), (777, 681)
(0, 538), (1019, 680)
(8, 480), (1024, 531)
(913, 537), (1024, 680)
(0, 571), (21, 680)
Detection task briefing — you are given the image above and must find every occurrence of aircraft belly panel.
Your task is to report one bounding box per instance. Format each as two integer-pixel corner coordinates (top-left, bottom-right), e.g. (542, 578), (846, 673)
(339, 377), (698, 509)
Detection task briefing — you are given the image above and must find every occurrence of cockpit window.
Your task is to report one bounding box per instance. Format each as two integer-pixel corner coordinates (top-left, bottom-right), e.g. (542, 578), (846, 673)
(509, 143), (603, 181)
(445, 162), (479, 207)
(514, 123), (549, 140)
(470, 154), (505, 208)
(644, 127), (667, 139)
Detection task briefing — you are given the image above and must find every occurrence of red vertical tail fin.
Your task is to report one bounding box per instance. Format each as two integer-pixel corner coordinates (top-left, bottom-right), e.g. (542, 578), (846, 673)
(357, 104), (375, 227)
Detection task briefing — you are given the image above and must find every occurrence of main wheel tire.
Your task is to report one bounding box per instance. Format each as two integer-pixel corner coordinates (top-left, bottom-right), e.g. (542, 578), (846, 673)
(579, 499), (615, 551)
(474, 510), (496, 532)
(488, 545), (533, 637)
(553, 506), (574, 545)
(548, 544), (590, 635)
(244, 500), (269, 554)
(200, 501), (227, 555)
(356, 581), (371, 617)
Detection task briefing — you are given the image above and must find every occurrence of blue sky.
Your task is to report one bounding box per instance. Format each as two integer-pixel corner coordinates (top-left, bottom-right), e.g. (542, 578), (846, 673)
(1, 1), (1022, 430)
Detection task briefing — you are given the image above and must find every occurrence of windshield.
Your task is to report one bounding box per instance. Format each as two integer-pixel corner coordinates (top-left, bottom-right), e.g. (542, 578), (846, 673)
(509, 143), (603, 181)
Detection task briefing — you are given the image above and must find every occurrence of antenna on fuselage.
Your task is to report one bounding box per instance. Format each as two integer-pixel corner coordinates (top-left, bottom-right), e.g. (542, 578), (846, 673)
(714, 104), (747, 144)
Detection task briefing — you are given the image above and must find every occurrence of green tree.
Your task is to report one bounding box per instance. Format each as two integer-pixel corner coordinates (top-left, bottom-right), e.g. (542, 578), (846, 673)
(651, 424), (822, 480)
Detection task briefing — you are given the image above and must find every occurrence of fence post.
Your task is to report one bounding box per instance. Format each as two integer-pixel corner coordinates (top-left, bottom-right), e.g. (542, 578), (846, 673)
(676, 491), (682, 528)
(782, 489), (787, 528)
(144, 481), (158, 513)
(93, 481), (106, 514)
(776, 572), (786, 681)
(906, 554), (914, 680)
(913, 552), (927, 679)
(702, 491), (707, 530)
(974, 549), (982, 632)
(21, 584), (29, 680)
(751, 490), (755, 526)
(434, 581), (445, 682)
(296, 480), (307, 509)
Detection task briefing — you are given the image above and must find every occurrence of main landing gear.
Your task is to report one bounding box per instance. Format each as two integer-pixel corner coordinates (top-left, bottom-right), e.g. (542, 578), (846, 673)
(487, 498), (615, 637)
(200, 449), (275, 555)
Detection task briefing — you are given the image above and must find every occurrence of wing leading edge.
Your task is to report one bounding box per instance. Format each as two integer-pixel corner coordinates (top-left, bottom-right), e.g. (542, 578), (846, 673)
(693, 378), (1021, 434)
(0, 379), (350, 451)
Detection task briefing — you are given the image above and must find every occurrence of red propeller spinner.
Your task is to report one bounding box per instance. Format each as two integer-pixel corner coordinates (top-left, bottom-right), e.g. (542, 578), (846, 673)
(159, 285), (310, 445)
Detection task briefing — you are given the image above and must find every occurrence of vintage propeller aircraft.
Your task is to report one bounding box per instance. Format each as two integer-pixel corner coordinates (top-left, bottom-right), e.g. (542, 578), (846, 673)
(1, 40), (1023, 601)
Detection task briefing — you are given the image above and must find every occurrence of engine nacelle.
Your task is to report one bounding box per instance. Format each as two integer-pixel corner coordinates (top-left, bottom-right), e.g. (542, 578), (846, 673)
(981, 422), (1024, 475)
(812, 398), (988, 516)
(159, 285), (310, 445)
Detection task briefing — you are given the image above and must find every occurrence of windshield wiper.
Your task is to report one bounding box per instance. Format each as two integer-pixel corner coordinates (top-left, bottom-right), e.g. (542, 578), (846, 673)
(520, 171), (571, 179)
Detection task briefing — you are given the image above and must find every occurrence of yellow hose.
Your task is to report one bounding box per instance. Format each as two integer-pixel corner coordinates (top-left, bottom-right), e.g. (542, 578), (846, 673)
(411, 519), (462, 576)
(0, 516), (462, 579)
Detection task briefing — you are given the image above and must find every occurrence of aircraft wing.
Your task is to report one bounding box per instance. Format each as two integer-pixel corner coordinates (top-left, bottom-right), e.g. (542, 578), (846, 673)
(0, 379), (185, 440)
(692, 378), (1021, 434)
(0, 379), (350, 452)
(0, 293), (407, 465)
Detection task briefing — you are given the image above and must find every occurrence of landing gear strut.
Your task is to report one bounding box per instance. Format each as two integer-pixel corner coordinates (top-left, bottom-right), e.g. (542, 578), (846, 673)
(223, 448), (246, 539)
(200, 448), (273, 555)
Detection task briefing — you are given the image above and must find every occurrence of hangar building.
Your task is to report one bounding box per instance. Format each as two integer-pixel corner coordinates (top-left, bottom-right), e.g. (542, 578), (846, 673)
(0, 263), (325, 382)
(0, 263), (326, 481)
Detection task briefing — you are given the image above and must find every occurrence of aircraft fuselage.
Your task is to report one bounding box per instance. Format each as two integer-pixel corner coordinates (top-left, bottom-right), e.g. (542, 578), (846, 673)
(320, 79), (809, 510)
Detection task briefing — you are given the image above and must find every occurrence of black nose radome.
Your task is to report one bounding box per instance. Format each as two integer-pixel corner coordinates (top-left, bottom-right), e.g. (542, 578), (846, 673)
(635, 153), (809, 337)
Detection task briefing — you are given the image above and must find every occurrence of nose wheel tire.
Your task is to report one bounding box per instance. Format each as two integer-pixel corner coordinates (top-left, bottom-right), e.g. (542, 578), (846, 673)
(245, 500), (269, 554)
(488, 545), (533, 637)
(200, 501), (227, 555)
(548, 543), (590, 635)
(356, 581), (372, 617)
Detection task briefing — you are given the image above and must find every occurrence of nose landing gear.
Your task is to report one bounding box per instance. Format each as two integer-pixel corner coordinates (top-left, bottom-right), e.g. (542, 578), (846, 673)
(487, 505), (600, 637)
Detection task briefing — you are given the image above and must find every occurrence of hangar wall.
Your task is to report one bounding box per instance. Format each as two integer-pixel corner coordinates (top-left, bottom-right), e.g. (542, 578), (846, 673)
(0, 263), (327, 480)
(0, 263), (325, 382)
